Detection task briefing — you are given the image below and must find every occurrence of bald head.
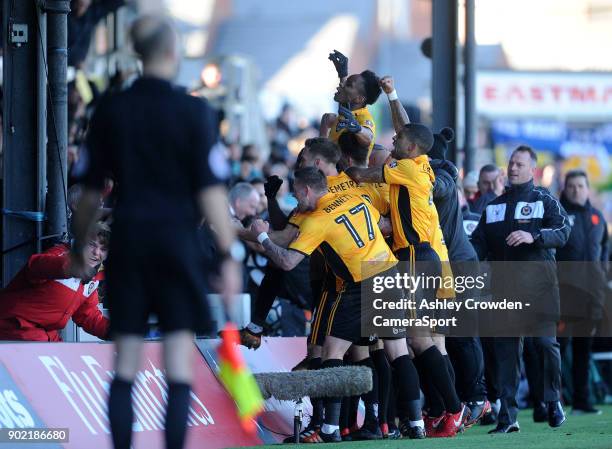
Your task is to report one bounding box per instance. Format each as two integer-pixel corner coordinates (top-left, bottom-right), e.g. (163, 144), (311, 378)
(130, 15), (178, 73)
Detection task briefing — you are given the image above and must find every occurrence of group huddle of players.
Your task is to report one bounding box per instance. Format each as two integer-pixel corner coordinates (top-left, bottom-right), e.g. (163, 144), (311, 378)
(240, 51), (483, 442)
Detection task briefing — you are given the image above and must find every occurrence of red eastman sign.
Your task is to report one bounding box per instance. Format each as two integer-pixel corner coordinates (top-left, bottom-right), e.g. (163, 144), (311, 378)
(477, 71), (612, 119)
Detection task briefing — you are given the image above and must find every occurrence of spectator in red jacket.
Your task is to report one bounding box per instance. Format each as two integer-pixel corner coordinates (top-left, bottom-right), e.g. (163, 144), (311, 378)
(0, 223), (111, 341)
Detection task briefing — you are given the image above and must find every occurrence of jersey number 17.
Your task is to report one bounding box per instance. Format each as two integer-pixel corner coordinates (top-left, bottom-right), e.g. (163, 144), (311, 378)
(334, 203), (375, 248)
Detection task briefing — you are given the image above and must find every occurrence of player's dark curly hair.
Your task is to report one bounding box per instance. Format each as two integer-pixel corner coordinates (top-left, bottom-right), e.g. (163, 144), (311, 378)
(360, 70), (382, 105)
(338, 133), (369, 166)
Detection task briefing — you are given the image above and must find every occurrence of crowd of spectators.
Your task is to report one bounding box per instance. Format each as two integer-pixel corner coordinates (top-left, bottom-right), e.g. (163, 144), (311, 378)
(0, 4), (610, 407)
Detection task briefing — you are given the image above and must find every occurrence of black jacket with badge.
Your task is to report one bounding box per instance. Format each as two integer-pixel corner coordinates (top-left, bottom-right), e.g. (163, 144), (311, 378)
(470, 180), (571, 329)
(471, 180), (570, 262)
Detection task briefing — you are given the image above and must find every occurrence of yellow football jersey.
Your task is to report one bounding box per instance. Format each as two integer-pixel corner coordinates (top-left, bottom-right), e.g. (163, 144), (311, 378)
(289, 192), (397, 282)
(375, 182), (389, 204)
(382, 155), (438, 252)
(289, 172), (389, 227)
(326, 172), (389, 216)
(328, 107), (376, 156)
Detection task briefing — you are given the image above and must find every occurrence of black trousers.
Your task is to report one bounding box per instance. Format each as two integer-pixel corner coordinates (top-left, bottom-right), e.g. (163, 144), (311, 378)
(446, 337), (487, 402)
(558, 284), (599, 409)
(446, 259), (486, 402)
(251, 264), (285, 327)
(485, 333), (561, 425)
(559, 335), (594, 408)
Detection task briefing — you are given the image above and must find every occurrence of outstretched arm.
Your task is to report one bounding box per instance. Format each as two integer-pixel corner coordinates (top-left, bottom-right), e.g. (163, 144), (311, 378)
(251, 220), (305, 271)
(345, 166), (385, 184)
(380, 76), (409, 134)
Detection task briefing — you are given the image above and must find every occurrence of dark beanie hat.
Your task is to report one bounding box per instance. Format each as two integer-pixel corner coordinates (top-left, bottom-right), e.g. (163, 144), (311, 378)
(428, 127), (454, 160)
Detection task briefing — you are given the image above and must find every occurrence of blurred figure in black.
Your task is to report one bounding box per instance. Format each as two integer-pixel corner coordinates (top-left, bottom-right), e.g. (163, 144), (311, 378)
(68, 0), (127, 67)
(557, 170), (608, 415)
(71, 16), (241, 449)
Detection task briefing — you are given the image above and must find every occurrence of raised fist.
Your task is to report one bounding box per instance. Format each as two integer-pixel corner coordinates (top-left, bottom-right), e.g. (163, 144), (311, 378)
(264, 175), (283, 199)
(328, 50), (348, 79)
(379, 76), (395, 94)
(321, 113), (338, 129)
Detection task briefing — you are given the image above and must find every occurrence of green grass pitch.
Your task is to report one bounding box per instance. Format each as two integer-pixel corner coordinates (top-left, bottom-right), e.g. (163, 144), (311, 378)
(237, 405), (612, 449)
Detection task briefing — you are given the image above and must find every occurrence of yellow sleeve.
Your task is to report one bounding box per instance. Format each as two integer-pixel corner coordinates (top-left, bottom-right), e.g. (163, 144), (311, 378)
(371, 188), (389, 216)
(382, 159), (419, 186)
(356, 110), (375, 134)
(288, 211), (304, 227)
(288, 217), (325, 256)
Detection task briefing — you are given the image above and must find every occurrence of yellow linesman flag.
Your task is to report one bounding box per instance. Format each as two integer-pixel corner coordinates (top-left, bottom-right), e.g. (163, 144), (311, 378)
(218, 323), (264, 434)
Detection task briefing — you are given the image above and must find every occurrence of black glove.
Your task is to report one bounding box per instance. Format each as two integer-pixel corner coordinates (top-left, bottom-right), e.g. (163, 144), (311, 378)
(264, 175), (283, 199)
(336, 105), (362, 134)
(328, 50), (348, 79)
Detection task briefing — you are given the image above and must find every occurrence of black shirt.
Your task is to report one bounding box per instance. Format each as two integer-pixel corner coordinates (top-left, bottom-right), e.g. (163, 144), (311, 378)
(68, 0), (125, 67)
(83, 77), (226, 227)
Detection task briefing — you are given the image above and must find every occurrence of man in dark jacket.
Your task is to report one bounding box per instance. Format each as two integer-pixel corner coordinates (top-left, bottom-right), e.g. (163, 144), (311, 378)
(471, 145), (570, 433)
(557, 170), (608, 415)
(428, 130), (489, 426)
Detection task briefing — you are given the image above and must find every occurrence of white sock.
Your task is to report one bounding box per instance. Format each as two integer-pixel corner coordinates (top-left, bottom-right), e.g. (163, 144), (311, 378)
(321, 424), (339, 434)
(246, 322), (263, 334)
(409, 419), (424, 428)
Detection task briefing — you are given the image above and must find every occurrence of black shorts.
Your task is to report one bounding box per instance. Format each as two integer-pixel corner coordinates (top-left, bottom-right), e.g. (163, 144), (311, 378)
(309, 266), (338, 346)
(396, 243), (442, 304)
(106, 224), (212, 336)
(396, 244), (446, 335)
(323, 281), (363, 344)
(327, 270), (407, 344)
